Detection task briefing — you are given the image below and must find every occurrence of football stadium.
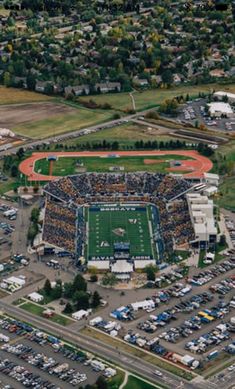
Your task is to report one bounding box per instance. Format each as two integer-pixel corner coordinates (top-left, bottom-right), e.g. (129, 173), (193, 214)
(42, 172), (195, 278)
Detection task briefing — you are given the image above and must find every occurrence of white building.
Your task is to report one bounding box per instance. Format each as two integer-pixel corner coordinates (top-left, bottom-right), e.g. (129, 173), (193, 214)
(213, 91), (235, 103)
(131, 299), (155, 311)
(208, 102), (234, 118)
(186, 193), (217, 246)
(204, 173), (219, 187)
(204, 186), (218, 197)
(28, 292), (44, 303)
(72, 309), (91, 321)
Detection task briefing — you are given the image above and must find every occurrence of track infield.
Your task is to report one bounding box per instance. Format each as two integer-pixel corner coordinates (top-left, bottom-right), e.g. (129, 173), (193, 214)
(19, 150), (213, 181)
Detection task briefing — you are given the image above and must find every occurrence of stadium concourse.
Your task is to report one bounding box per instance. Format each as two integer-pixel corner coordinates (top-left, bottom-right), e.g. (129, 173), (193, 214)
(42, 172), (195, 279)
(19, 150), (213, 181)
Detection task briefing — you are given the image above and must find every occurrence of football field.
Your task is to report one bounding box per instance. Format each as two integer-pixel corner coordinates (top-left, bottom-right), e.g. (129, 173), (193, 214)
(87, 204), (153, 259)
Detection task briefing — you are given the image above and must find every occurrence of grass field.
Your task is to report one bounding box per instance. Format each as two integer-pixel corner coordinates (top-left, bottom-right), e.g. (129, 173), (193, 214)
(57, 123), (179, 149)
(34, 155), (192, 176)
(0, 86), (52, 105)
(20, 302), (72, 326)
(213, 140), (235, 211)
(88, 205), (153, 259)
(13, 107), (112, 139)
(124, 375), (159, 389)
(79, 83), (235, 111)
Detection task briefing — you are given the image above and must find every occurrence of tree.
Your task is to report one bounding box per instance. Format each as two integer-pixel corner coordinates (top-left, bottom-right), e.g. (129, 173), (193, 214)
(72, 274), (87, 292)
(101, 273), (118, 286)
(16, 147), (25, 160)
(10, 165), (18, 177)
(96, 376), (108, 389)
(51, 281), (62, 299)
(63, 282), (74, 298)
(91, 291), (101, 308)
(145, 265), (156, 281)
(73, 291), (90, 310)
(44, 279), (52, 296)
(90, 274), (98, 282)
(63, 302), (73, 314)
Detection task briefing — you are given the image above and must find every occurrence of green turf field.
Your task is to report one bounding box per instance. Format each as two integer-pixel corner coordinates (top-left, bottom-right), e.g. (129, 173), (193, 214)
(34, 155), (192, 176)
(87, 205), (153, 259)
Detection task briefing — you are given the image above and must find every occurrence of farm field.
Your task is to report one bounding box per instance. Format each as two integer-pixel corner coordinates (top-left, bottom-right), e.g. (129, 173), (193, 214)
(34, 154), (192, 176)
(87, 204), (153, 259)
(12, 105), (111, 139)
(79, 83), (235, 111)
(0, 86), (52, 105)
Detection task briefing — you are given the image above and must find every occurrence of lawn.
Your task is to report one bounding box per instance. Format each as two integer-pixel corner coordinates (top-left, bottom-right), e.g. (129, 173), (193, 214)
(13, 108), (112, 139)
(108, 370), (125, 389)
(34, 154), (192, 176)
(79, 83), (235, 111)
(124, 375), (160, 389)
(81, 327), (194, 381)
(217, 176), (235, 211)
(0, 86), (52, 105)
(87, 204), (153, 259)
(61, 123), (182, 149)
(20, 302), (72, 326)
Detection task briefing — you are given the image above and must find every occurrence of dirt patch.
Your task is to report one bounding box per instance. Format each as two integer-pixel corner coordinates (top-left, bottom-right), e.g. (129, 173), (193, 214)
(0, 102), (77, 129)
(144, 159), (165, 165)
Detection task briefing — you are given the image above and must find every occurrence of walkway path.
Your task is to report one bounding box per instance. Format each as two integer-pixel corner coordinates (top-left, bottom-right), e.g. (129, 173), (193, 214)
(119, 371), (129, 389)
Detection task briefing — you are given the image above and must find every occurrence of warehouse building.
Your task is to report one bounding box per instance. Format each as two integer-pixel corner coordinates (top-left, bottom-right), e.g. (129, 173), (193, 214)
(207, 102), (234, 118)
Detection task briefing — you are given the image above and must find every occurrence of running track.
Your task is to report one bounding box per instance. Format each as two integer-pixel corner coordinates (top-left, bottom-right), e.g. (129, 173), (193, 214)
(19, 150), (213, 181)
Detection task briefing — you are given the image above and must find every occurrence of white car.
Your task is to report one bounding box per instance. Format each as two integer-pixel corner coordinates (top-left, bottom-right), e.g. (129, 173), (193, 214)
(228, 365), (235, 371)
(154, 370), (163, 377)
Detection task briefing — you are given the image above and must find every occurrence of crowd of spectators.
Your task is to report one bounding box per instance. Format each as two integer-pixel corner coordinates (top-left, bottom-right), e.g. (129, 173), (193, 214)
(43, 173), (194, 255)
(43, 199), (77, 252)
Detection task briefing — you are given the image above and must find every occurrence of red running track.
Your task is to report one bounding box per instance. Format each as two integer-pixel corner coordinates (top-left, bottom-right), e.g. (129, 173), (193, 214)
(19, 150), (213, 181)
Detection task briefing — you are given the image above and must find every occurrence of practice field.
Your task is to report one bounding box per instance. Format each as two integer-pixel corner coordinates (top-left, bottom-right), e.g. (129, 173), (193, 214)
(34, 154), (192, 176)
(20, 150), (213, 180)
(87, 205), (153, 259)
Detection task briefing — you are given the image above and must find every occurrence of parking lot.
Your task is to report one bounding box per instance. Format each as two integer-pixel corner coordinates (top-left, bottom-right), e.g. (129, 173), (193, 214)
(178, 98), (235, 132)
(88, 257), (235, 369)
(0, 318), (108, 388)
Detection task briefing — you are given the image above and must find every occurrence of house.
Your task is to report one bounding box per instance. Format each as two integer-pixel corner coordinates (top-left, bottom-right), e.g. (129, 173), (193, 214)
(133, 78), (149, 87)
(64, 84), (90, 97)
(28, 292), (44, 303)
(209, 69), (226, 78)
(94, 82), (121, 93)
(35, 81), (48, 93)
